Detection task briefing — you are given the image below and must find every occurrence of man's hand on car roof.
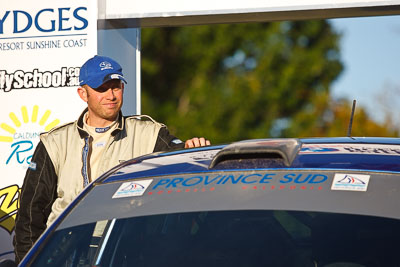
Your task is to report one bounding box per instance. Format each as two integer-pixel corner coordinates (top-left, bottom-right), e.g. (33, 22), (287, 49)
(185, 137), (211, 148)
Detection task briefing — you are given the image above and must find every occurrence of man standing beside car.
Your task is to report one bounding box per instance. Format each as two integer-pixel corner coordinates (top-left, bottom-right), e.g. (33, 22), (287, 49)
(13, 55), (210, 263)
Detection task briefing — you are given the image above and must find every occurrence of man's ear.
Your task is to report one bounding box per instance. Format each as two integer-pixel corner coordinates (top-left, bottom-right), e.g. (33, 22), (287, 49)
(77, 87), (88, 102)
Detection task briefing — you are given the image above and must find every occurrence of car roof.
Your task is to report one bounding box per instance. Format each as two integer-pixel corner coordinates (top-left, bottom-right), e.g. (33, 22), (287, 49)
(99, 137), (400, 184)
(22, 137), (400, 267)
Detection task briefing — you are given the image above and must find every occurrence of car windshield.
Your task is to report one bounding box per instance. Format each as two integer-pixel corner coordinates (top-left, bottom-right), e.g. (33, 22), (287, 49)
(31, 210), (400, 267)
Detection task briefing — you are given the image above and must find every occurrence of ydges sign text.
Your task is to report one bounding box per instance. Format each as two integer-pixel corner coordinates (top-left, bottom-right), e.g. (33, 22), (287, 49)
(0, 7), (88, 35)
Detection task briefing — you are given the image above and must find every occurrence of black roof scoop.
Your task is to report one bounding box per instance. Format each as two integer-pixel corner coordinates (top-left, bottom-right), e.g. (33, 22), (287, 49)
(209, 139), (302, 169)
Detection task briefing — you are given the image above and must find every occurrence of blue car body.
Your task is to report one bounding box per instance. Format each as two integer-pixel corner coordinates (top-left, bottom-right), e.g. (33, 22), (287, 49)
(19, 137), (400, 267)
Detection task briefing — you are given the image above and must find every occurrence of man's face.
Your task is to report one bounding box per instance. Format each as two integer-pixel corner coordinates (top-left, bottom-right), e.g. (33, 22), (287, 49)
(83, 79), (124, 125)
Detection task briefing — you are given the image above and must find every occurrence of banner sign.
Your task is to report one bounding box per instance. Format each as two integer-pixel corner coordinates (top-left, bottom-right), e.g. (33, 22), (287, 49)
(0, 0), (97, 260)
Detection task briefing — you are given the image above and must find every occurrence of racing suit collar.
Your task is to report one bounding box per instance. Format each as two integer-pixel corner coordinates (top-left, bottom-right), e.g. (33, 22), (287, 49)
(77, 108), (124, 138)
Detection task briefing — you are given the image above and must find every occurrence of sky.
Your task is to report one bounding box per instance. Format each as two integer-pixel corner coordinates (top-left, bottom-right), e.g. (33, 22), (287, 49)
(328, 15), (400, 125)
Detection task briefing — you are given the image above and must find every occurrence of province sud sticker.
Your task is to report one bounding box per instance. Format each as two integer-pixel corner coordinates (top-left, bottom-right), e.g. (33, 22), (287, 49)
(112, 179), (153, 198)
(331, 174), (370, 192)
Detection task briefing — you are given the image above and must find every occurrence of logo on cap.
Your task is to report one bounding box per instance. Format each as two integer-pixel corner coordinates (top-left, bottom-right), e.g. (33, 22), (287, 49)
(110, 74), (122, 80)
(99, 61), (113, 71)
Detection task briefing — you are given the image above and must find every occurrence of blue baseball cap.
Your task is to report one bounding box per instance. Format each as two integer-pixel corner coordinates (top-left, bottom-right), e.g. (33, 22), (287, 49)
(79, 55), (127, 88)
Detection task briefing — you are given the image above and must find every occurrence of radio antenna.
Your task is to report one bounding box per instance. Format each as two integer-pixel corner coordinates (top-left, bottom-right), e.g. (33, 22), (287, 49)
(347, 100), (356, 137)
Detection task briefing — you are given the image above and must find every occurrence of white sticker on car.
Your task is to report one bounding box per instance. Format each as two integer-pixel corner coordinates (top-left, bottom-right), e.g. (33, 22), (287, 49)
(300, 144), (400, 155)
(331, 174), (370, 192)
(112, 179), (153, 198)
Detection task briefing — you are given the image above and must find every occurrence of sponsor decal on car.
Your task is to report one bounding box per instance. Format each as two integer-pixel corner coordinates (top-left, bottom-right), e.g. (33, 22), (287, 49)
(331, 173), (370, 191)
(151, 173), (328, 190)
(147, 184), (324, 196)
(112, 179), (153, 198)
(301, 144), (400, 155)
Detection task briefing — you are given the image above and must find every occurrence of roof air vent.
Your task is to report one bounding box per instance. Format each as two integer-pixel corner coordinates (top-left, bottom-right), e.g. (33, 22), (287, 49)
(209, 139), (302, 169)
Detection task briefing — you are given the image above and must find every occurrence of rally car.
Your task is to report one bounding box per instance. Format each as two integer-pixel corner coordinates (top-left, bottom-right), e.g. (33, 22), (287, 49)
(15, 137), (400, 266)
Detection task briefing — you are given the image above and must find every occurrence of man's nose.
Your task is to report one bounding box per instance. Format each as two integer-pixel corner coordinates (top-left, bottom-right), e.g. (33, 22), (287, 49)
(105, 88), (116, 99)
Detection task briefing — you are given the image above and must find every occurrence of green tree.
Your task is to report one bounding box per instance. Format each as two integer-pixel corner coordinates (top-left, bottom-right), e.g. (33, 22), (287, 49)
(141, 21), (395, 143)
(284, 97), (398, 137)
